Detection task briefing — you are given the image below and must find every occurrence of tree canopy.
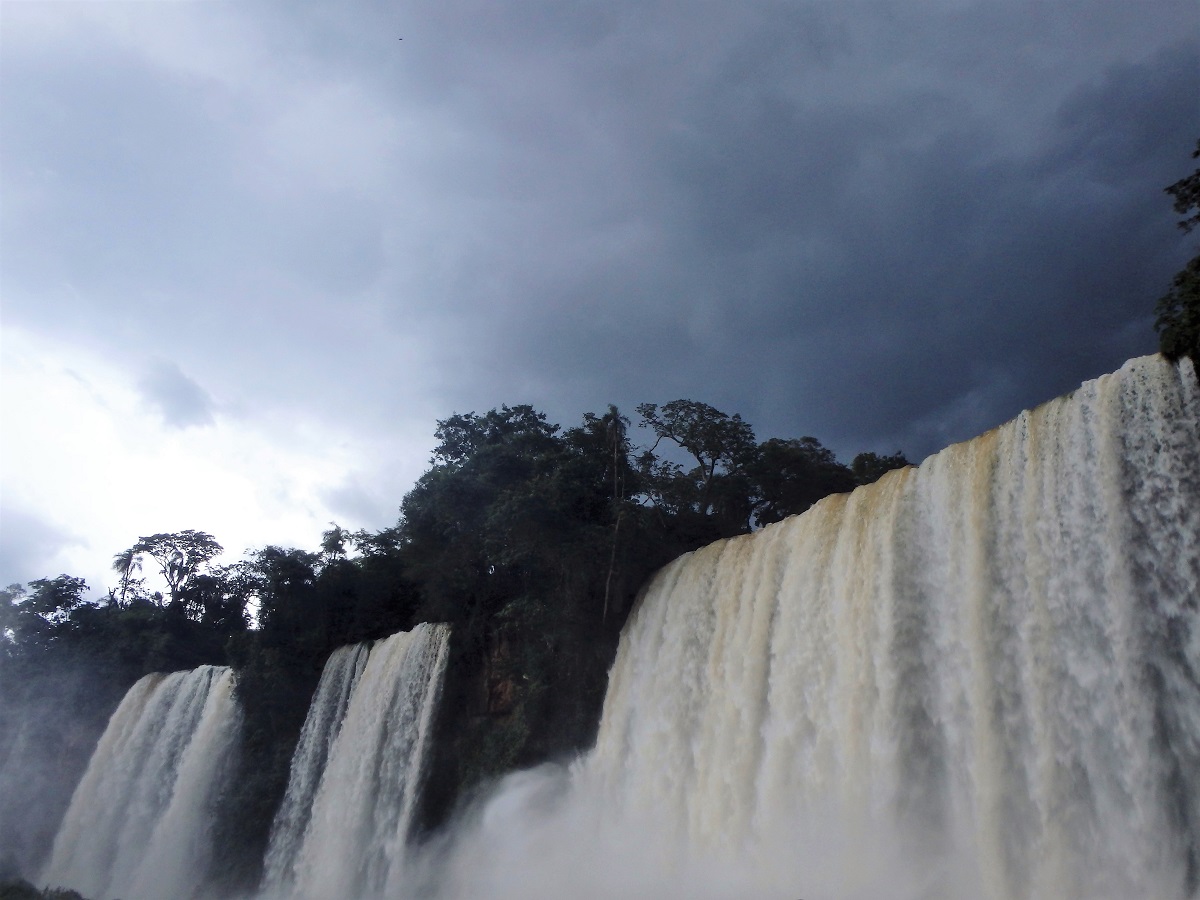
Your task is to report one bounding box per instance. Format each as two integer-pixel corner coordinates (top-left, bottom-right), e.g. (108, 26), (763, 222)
(1157, 139), (1200, 363)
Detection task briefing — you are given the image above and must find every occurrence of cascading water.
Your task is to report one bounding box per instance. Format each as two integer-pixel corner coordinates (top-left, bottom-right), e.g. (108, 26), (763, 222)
(435, 354), (1200, 900)
(261, 642), (370, 889)
(41, 665), (241, 900)
(262, 622), (451, 900)
(22, 356), (1197, 900)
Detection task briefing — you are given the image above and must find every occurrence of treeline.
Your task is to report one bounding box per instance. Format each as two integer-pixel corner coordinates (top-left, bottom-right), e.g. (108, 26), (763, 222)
(0, 881), (86, 900)
(0, 399), (907, 890)
(1157, 139), (1200, 363)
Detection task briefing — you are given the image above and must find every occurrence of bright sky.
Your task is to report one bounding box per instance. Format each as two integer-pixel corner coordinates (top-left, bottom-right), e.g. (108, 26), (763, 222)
(2, 324), (427, 593)
(2, 0), (1197, 593)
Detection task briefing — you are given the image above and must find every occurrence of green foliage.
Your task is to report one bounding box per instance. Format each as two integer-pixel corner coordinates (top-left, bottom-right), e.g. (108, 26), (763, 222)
(1156, 255), (1200, 362)
(2, 577), (90, 649)
(0, 881), (41, 900)
(1158, 140), (1200, 363)
(1166, 139), (1200, 235)
(637, 399), (757, 520)
(0, 881), (86, 900)
(128, 530), (223, 607)
(751, 437), (856, 525)
(851, 451), (912, 486)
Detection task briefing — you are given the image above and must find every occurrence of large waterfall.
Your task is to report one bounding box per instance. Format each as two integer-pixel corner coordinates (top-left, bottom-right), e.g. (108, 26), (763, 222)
(41, 666), (241, 900)
(19, 355), (1199, 900)
(436, 354), (1200, 900)
(262, 622), (451, 900)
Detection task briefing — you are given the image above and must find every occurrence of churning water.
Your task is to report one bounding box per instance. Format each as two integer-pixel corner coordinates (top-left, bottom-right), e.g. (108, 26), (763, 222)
(433, 354), (1200, 900)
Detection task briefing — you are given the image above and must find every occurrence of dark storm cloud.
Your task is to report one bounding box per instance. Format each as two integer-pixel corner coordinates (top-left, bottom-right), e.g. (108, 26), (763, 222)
(321, 477), (391, 528)
(370, 2), (1199, 460)
(138, 360), (215, 429)
(3, 0), (1197, 482)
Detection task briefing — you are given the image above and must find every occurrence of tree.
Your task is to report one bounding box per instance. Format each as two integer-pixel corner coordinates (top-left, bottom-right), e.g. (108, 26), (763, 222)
(242, 547), (320, 638)
(319, 523), (352, 564)
(636, 400), (757, 520)
(110, 548), (143, 606)
(430, 405), (561, 468)
(750, 437), (856, 525)
(0, 576), (90, 648)
(1166, 139), (1200, 234)
(127, 530), (223, 607)
(851, 450), (911, 486)
(1156, 139), (1200, 362)
(177, 569), (250, 631)
(23, 576), (89, 622)
(595, 406), (630, 623)
(0, 585), (24, 649)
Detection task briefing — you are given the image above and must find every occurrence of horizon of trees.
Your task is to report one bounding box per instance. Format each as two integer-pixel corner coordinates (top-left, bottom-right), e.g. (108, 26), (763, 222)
(3, 399), (908, 638)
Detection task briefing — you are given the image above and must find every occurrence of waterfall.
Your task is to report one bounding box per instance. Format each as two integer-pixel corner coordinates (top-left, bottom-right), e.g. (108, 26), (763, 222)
(41, 666), (241, 900)
(263, 622), (451, 900)
(438, 354), (1200, 900)
(261, 642), (370, 889)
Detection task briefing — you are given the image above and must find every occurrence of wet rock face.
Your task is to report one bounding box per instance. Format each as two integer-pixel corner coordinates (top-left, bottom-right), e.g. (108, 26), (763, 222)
(484, 633), (515, 717)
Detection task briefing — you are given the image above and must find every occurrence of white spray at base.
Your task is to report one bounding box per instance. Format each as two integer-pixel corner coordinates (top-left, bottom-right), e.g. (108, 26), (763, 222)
(262, 622), (451, 900)
(428, 354), (1200, 900)
(41, 666), (241, 900)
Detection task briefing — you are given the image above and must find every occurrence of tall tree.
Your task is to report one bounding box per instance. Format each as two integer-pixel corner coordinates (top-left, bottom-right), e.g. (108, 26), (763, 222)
(636, 400), (757, 520)
(1157, 139), (1200, 362)
(128, 530), (223, 607)
(851, 450), (911, 486)
(319, 523), (352, 564)
(0, 576), (90, 648)
(751, 437), (857, 525)
(110, 549), (143, 606)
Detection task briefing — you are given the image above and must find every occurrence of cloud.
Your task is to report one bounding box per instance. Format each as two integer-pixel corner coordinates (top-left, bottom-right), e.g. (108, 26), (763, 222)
(137, 360), (215, 429)
(321, 477), (391, 530)
(0, 507), (83, 589)
(0, 0), (1196, 585)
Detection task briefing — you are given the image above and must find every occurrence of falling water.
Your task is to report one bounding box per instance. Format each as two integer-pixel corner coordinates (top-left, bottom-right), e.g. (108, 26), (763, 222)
(261, 642), (370, 889)
(437, 355), (1200, 900)
(41, 666), (241, 900)
(264, 622), (451, 900)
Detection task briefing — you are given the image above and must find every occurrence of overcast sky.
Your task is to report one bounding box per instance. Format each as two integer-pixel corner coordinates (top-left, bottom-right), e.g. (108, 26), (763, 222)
(2, 0), (1197, 594)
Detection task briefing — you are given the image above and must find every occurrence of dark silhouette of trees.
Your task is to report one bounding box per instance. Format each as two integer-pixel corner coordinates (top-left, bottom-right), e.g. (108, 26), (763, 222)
(137, 530), (223, 605)
(110, 549), (142, 606)
(750, 437), (857, 526)
(636, 400), (757, 520)
(851, 451), (912, 486)
(1157, 139), (1200, 363)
